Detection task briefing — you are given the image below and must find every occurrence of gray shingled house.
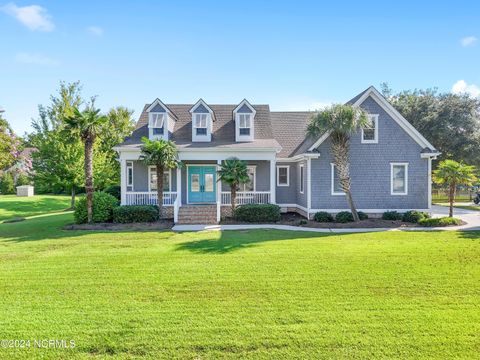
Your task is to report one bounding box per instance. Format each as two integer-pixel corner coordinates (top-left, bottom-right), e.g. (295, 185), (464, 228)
(114, 86), (439, 224)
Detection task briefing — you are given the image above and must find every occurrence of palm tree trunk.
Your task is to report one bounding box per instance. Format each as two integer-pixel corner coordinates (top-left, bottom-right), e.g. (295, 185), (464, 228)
(231, 185), (237, 216)
(84, 137), (94, 223)
(331, 133), (360, 222)
(156, 164), (164, 218)
(449, 182), (456, 218)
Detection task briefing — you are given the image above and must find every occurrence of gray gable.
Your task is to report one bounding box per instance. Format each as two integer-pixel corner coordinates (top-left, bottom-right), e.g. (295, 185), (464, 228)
(150, 103), (166, 112)
(236, 104), (253, 113)
(193, 103), (209, 113)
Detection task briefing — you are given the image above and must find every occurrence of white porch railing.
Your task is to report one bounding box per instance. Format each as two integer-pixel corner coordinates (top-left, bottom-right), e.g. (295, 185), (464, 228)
(125, 192), (177, 206)
(221, 191), (271, 206)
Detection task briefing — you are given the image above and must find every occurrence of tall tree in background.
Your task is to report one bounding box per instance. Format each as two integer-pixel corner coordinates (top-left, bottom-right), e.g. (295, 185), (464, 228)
(381, 83), (480, 167)
(29, 81), (134, 206)
(0, 114), (21, 170)
(64, 106), (107, 223)
(308, 104), (370, 222)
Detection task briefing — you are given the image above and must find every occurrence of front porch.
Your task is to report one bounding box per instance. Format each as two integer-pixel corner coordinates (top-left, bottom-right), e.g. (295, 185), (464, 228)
(120, 155), (277, 224)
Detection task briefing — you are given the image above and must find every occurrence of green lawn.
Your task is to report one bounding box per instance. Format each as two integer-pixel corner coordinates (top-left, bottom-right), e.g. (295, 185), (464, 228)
(0, 195), (71, 222)
(0, 206), (479, 358)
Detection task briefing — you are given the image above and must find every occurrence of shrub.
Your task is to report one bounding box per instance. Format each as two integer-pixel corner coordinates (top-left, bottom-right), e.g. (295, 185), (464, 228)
(104, 185), (121, 200)
(74, 192), (119, 224)
(402, 210), (430, 223)
(16, 173), (30, 186)
(298, 219), (308, 226)
(335, 211), (354, 223)
(382, 211), (403, 221)
(358, 211), (368, 220)
(314, 211), (334, 222)
(234, 204), (281, 223)
(113, 205), (159, 223)
(418, 217), (462, 227)
(0, 173), (15, 194)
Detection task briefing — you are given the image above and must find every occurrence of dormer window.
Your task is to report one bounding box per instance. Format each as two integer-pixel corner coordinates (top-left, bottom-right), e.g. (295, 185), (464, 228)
(194, 114), (208, 136)
(238, 114), (251, 136)
(146, 99), (177, 140)
(233, 99), (256, 142)
(190, 99), (214, 142)
(150, 113), (165, 135)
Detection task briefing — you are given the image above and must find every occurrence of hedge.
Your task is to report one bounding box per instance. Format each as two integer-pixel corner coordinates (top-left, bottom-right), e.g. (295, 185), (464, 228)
(113, 205), (159, 223)
(104, 185), (121, 200)
(358, 211), (369, 220)
(314, 211), (334, 222)
(382, 211), (403, 221)
(402, 210), (430, 223)
(335, 211), (354, 223)
(418, 217), (462, 227)
(74, 192), (119, 224)
(234, 204), (281, 223)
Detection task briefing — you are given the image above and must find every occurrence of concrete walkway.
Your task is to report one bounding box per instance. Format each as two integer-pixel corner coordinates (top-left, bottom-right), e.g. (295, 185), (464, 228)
(172, 205), (480, 232)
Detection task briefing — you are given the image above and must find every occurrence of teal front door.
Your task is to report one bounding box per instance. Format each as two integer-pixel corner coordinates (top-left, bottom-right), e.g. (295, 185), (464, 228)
(188, 166), (217, 203)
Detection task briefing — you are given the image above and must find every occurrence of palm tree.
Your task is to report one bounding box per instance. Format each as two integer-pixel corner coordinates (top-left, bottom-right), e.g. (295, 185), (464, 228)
(64, 107), (107, 223)
(217, 158), (250, 214)
(433, 160), (477, 217)
(140, 137), (181, 217)
(308, 104), (369, 221)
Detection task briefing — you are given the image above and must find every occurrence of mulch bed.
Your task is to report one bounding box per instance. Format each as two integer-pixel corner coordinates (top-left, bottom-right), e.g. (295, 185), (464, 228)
(63, 220), (173, 231)
(222, 212), (418, 228)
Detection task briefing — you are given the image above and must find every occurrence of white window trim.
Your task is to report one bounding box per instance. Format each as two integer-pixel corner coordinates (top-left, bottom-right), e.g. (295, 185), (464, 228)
(239, 165), (257, 192)
(276, 165), (290, 187)
(361, 114), (379, 144)
(148, 166), (172, 192)
(126, 161), (133, 187)
(331, 163), (345, 196)
(299, 164), (304, 194)
(194, 113), (208, 133)
(148, 112), (166, 140)
(390, 162), (408, 196)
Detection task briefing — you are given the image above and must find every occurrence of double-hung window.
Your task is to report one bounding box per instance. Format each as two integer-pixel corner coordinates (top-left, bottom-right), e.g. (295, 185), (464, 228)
(361, 114), (378, 143)
(277, 166), (289, 186)
(238, 114), (251, 136)
(194, 114), (208, 136)
(150, 113), (164, 135)
(331, 163), (345, 195)
(299, 165), (304, 194)
(239, 166), (256, 192)
(126, 161), (133, 187)
(391, 163), (408, 195)
(149, 167), (171, 192)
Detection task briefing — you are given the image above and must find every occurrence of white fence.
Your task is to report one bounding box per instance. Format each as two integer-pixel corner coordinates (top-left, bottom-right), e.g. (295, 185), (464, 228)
(125, 192), (177, 206)
(221, 191), (270, 206)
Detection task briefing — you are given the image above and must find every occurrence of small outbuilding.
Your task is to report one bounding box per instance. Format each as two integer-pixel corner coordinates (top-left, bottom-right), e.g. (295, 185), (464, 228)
(16, 185), (34, 197)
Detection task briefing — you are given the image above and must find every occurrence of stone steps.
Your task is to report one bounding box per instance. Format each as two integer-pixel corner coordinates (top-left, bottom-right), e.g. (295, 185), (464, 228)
(177, 205), (218, 224)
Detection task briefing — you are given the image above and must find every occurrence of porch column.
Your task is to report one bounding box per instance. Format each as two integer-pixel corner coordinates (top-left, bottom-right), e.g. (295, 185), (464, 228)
(216, 160), (222, 222)
(120, 158), (126, 205)
(270, 159), (276, 204)
(307, 158), (312, 219)
(176, 167), (182, 205)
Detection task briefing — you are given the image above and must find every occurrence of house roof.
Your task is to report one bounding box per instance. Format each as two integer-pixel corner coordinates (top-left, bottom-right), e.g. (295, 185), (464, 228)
(121, 103), (281, 151)
(118, 87), (438, 157)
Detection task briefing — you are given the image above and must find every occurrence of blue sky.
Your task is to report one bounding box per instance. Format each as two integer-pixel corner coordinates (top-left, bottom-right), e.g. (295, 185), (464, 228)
(1, 0), (479, 135)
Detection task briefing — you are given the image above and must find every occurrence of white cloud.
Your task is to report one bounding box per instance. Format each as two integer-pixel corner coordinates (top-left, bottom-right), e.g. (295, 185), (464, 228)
(452, 80), (480, 98)
(460, 36), (477, 47)
(86, 26), (104, 36)
(15, 52), (59, 66)
(1, 2), (54, 32)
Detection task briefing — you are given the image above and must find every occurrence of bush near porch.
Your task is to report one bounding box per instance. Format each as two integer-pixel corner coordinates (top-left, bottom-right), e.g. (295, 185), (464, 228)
(234, 204), (281, 222)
